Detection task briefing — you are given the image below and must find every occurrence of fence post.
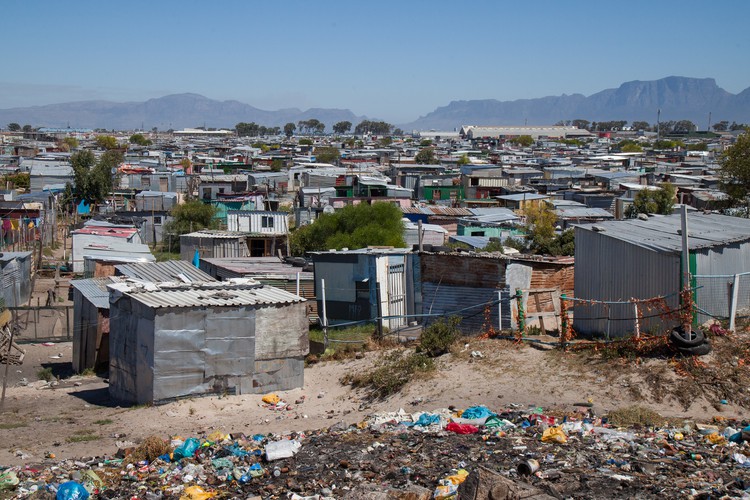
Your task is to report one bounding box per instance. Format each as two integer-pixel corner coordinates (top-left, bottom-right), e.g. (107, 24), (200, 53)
(321, 279), (328, 349)
(497, 290), (502, 331)
(516, 288), (525, 333)
(729, 274), (740, 332)
(65, 305), (71, 341)
(560, 294), (567, 348)
(632, 300), (640, 339)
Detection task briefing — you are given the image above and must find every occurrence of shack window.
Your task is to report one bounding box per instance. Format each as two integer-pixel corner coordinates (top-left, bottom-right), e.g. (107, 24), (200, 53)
(262, 216), (274, 228)
(153, 216), (162, 225)
(356, 279), (369, 301)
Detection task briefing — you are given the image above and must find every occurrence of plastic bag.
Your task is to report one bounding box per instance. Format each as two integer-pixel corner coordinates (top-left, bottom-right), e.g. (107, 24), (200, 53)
(446, 421), (479, 434)
(56, 481), (90, 500)
(461, 406), (495, 419)
(180, 485), (216, 500)
(404, 413), (441, 427)
(0, 470), (19, 490)
(173, 437), (201, 459)
(541, 426), (568, 444)
(265, 439), (301, 461)
(262, 393), (280, 405)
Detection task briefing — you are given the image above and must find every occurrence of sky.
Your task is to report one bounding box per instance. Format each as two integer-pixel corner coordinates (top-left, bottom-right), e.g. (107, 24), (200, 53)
(1, 0), (749, 124)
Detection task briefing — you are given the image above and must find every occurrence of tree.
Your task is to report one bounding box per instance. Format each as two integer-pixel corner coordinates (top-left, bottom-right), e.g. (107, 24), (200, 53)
(332, 121), (352, 135)
(354, 120), (393, 136)
(314, 146), (340, 164)
(414, 147), (437, 164)
(7, 123), (20, 132)
(456, 154), (470, 166)
(298, 138), (313, 146)
(572, 119), (590, 130)
(631, 121), (650, 131)
(289, 202), (405, 255)
(3, 172), (29, 191)
(22, 125), (33, 133)
(719, 130), (750, 207)
(70, 150), (119, 204)
(713, 121), (729, 132)
(129, 133), (152, 146)
(62, 137), (79, 150)
(626, 183), (676, 217)
(510, 135), (534, 147)
(378, 137), (393, 147)
(618, 140), (643, 153)
(284, 122), (296, 137)
(163, 200), (219, 252)
(522, 204), (574, 256)
(673, 120), (697, 134)
(95, 135), (119, 150)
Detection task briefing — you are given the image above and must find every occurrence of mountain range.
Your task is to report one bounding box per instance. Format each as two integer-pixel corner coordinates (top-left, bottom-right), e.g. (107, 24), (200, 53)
(0, 76), (748, 131)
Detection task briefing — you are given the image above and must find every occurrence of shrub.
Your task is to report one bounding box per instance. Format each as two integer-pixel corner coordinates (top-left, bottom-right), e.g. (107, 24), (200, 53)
(418, 316), (462, 357)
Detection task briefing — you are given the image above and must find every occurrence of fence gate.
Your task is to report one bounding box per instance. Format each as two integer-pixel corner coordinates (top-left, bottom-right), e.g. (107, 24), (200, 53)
(387, 263), (407, 331)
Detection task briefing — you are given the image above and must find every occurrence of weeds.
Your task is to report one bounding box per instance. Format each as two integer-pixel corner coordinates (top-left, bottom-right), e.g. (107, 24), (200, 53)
(418, 316), (461, 357)
(93, 419), (113, 425)
(67, 430), (100, 443)
(37, 367), (54, 382)
(0, 422), (27, 430)
(341, 350), (434, 400)
(80, 368), (97, 377)
(607, 405), (667, 428)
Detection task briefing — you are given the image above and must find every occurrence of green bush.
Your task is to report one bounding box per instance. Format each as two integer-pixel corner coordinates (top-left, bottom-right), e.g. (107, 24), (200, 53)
(418, 316), (462, 357)
(342, 350), (434, 399)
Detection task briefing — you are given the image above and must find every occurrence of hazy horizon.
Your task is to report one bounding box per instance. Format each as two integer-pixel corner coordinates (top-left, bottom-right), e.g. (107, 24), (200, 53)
(1, 0), (748, 123)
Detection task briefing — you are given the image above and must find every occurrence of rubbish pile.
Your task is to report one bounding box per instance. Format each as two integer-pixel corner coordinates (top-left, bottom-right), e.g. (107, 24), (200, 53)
(2, 401), (750, 499)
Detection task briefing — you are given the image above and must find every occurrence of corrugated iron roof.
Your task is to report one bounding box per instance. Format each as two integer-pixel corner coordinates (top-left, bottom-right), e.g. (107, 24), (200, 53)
(71, 276), (125, 309)
(115, 260), (216, 283)
(181, 230), (248, 239)
(110, 281), (305, 309)
(575, 213), (750, 253)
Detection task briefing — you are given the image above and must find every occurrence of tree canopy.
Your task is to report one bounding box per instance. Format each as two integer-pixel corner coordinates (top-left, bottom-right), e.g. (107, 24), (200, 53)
(95, 135), (119, 150)
(163, 200), (219, 252)
(414, 147), (437, 164)
(332, 121), (352, 135)
(69, 149), (123, 204)
(314, 146), (340, 164)
(509, 135), (534, 147)
(284, 122), (296, 137)
(626, 183), (676, 217)
(7, 123), (20, 132)
(129, 133), (152, 146)
(354, 120), (393, 136)
(290, 202), (405, 255)
(297, 119), (324, 135)
(719, 130), (750, 206)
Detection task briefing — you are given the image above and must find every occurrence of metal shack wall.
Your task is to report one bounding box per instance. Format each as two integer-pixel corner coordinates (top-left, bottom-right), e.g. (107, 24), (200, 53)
(253, 302), (308, 393)
(694, 241), (750, 323)
(573, 228), (680, 337)
(109, 296), (156, 405)
(151, 306), (256, 401)
(420, 254), (507, 334)
(180, 236), (248, 261)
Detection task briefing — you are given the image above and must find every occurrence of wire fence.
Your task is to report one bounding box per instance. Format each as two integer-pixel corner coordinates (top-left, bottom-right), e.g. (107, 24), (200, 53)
(694, 273), (750, 326)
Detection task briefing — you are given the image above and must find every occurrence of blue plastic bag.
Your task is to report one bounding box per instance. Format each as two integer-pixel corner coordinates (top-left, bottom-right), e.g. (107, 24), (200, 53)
(57, 481), (90, 500)
(173, 437), (200, 459)
(462, 406), (496, 419)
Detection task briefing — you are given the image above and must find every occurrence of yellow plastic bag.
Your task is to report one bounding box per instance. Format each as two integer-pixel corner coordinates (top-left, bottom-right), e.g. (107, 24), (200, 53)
(262, 393), (281, 405)
(180, 485), (216, 500)
(446, 468), (469, 485)
(206, 431), (229, 443)
(541, 426), (568, 444)
(707, 432), (726, 445)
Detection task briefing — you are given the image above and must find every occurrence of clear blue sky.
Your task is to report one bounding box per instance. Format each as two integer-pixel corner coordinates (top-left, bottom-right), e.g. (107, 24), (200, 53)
(1, 0), (748, 123)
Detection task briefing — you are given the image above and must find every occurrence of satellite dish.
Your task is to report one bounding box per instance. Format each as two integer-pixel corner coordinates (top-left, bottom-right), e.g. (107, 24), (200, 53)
(323, 205), (335, 214)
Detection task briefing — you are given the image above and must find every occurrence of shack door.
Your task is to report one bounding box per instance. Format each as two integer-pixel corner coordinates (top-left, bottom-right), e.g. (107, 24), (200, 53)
(387, 262), (407, 331)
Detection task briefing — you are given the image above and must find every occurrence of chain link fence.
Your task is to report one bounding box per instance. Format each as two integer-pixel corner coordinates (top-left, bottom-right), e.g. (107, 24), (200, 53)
(694, 272), (750, 327)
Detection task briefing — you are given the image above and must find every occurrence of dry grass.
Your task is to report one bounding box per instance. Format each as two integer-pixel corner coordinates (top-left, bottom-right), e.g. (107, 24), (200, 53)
(125, 436), (171, 463)
(606, 405), (669, 428)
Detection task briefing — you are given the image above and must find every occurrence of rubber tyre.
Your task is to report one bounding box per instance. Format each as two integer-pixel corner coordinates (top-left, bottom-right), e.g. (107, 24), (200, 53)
(677, 340), (712, 356)
(670, 326), (705, 348)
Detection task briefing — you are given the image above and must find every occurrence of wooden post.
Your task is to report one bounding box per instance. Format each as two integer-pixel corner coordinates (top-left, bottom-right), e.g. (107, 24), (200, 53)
(680, 205), (692, 333)
(1, 326), (16, 413)
(497, 290), (503, 331)
(65, 305), (71, 341)
(633, 301), (640, 339)
(417, 220), (423, 252)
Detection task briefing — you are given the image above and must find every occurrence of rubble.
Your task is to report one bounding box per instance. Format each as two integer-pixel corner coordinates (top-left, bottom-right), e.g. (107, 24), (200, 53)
(2, 402), (750, 498)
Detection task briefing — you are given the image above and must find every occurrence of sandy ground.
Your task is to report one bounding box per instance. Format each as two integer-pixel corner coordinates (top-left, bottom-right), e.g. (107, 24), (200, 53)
(0, 336), (738, 467)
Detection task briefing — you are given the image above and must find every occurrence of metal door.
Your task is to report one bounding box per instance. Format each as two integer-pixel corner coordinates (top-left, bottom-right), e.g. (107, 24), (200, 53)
(387, 263), (407, 331)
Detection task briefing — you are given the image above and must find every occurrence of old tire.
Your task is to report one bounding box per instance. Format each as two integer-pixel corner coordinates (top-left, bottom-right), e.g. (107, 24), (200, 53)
(670, 326), (705, 348)
(677, 340), (712, 356)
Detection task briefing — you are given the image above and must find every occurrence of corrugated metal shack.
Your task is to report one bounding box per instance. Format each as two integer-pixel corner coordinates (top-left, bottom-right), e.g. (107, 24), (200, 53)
(179, 230), (250, 261)
(115, 260), (216, 284)
(70, 276), (124, 372)
(419, 252), (574, 334)
(199, 257), (316, 322)
(312, 249), (416, 332)
(108, 279), (308, 404)
(574, 213), (750, 337)
(0, 251), (33, 307)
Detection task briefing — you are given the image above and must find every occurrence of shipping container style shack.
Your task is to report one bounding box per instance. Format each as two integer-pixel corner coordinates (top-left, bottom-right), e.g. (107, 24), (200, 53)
(107, 279), (308, 404)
